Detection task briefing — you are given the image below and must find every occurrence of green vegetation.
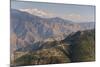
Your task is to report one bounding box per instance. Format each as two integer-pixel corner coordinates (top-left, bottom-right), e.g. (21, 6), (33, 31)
(15, 54), (38, 65)
(13, 29), (95, 66)
(68, 30), (95, 62)
(14, 47), (71, 66)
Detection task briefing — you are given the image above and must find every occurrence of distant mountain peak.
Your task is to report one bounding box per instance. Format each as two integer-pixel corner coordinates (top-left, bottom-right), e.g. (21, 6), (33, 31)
(19, 8), (55, 18)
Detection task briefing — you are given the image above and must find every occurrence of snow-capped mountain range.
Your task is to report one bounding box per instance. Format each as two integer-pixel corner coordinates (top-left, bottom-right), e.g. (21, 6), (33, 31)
(19, 8), (55, 18)
(10, 8), (95, 53)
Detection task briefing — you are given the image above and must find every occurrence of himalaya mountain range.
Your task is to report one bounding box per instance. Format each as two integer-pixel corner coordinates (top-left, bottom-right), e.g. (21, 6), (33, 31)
(11, 9), (95, 41)
(10, 8), (95, 52)
(10, 8), (95, 65)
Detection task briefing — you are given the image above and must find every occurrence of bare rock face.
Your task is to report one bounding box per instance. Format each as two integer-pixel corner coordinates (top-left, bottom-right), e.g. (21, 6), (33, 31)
(10, 9), (95, 54)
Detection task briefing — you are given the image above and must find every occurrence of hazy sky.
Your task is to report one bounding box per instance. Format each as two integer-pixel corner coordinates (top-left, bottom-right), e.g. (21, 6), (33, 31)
(11, 1), (95, 22)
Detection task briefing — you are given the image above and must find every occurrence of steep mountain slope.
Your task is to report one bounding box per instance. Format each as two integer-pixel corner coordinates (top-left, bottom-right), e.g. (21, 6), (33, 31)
(11, 9), (95, 42)
(63, 29), (95, 62)
(11, 9), (80, 39)
(11, 29), (95, 66)
(10, 9), (81, 51)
